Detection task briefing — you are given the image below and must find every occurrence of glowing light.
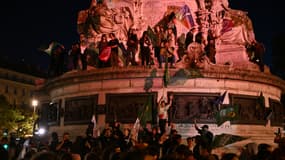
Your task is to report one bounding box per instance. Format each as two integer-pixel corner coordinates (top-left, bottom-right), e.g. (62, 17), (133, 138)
(31, 99), (38, 107)
(35, 128), (46, 135)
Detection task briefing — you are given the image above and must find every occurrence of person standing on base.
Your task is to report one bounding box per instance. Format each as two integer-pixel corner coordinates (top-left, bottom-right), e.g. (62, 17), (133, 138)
(108, 33), (120, 67)
(126, 28), (139, 66)
(158, 94), (173, 135)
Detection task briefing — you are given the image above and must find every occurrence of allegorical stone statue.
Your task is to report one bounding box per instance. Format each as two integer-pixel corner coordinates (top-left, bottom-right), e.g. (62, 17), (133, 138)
(77, 0), (260, 68)
(199, 0), (256, 46)
(77, 0), (134, 42)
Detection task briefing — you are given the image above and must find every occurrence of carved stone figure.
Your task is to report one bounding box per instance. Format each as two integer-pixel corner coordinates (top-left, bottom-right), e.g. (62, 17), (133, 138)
(196, 0), (206, 10)
(77, 0), (259, 68)
(176, 41), (211, 69)
(217, 9), (255, 45)
(206, 0), (256, 45)
(77, 2), (134, 42)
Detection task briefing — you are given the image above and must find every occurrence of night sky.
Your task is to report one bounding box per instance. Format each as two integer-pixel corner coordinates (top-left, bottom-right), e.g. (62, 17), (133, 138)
(0, 0), (283, 72)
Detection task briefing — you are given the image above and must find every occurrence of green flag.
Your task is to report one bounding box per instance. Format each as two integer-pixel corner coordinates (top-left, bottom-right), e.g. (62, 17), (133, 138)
(138, 94), (153, 127)
(163, 58), (170, 87)
(212, 133), (248, 148)
(146, 26), (158, 46)
(167, 68), (203, 86)
(215, 105), (238, 126)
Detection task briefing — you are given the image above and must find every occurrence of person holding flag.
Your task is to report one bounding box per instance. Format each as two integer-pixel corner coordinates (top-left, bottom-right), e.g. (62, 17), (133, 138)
(83, 119), (98, 155)
(129, 94), (153, 144)
(98, 34), (111, 68)
(108, 33), (120, 67)
(194, 119), (214, 147)
(158, 94), (173, 135)
(43, 41), (65, 77)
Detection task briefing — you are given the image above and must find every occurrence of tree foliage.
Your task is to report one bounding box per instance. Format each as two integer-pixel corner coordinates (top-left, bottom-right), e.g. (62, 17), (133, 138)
(0, 95), (34, 137)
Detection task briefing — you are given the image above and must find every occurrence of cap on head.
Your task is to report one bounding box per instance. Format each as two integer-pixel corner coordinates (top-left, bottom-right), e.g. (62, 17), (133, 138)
(202, 125), (209, 129)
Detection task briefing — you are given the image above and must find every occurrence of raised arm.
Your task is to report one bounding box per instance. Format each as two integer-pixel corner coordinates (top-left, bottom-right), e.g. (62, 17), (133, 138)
(194, 119), (200, 131)
(158, 95), (164, 105)
(165, 94), (174, 110)
(169, 94), (173, 104)
(56, 140), (64, 151)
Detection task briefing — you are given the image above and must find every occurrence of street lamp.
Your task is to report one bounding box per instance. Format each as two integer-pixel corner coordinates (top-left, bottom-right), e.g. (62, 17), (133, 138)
(31, 99), (39, 136)
(31, 99), (38, 115)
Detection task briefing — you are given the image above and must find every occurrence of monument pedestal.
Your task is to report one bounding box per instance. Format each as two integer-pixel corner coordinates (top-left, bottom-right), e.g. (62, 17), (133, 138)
(215, 44), (250, 65)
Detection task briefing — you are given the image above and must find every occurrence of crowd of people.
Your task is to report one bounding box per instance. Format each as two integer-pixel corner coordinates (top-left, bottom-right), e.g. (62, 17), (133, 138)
(47, 21), (266, 78)
(48, 22), (186, 78)
(1, 119), (285, 160)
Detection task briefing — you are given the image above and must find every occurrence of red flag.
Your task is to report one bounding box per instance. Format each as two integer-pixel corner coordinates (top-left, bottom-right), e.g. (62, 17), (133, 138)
(99, 46), (111, 62)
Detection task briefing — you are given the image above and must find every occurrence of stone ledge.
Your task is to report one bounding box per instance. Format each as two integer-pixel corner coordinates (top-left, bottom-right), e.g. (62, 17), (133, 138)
(42, 66), (285, 93)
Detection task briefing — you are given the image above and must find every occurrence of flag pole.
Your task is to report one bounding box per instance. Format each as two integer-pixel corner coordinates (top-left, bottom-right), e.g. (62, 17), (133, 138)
(127, 108), (145, 145)
(128, 94), (151, 144)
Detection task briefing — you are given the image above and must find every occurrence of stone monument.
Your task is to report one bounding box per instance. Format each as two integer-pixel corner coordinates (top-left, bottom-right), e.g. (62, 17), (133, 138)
(37, 0), (285, 155)
(77, 0), (265, 69)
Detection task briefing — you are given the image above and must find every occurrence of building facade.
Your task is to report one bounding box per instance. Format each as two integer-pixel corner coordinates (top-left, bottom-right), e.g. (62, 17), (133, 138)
(0, 67), (44, 108)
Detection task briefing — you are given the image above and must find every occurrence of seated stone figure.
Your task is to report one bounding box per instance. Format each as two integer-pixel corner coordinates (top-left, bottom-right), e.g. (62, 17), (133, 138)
(205, 0), (255, 46)
(205, 0), (256, 46)
(205, 0), (258, 65)
(218, 8), (256, 45)
(77, 1), (134, 42)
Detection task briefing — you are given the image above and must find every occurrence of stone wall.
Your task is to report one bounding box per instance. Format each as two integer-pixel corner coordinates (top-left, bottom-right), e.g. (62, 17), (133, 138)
(39, 68), (285, 142)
